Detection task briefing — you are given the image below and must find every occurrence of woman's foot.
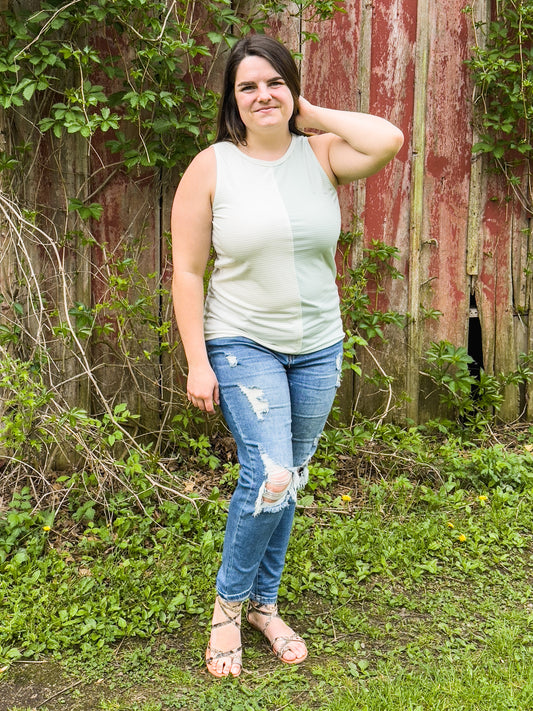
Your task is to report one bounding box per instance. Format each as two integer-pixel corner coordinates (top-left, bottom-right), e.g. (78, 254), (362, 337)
(246, 601), (307, 664)
(205, 596), (243, 678)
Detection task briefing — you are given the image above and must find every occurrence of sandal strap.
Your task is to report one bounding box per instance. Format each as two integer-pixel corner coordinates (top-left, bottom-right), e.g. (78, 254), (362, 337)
(212, 596), (242, 631)
(271, 633), (306, 660)
(206, 643), (243, 664)
(246, 601), (280, 634)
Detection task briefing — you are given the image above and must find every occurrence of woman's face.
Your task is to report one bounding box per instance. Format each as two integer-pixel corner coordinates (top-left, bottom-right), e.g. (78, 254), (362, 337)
(234, 55), (294, 137)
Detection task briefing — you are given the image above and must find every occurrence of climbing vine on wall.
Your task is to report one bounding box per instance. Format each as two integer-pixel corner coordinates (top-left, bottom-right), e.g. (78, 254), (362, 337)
(466, 0), (533, 214)
(0, 0), (341, 169)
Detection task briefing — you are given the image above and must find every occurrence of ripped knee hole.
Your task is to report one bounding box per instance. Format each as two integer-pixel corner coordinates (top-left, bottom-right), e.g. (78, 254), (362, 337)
(261, 468), (292, 506)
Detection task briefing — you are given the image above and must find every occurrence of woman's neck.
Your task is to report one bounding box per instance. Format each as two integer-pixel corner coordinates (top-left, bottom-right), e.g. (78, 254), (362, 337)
(238, 130), (293, 161)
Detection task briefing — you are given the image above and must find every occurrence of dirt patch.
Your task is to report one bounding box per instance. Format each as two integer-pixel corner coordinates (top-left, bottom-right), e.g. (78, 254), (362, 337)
(0, 662), (107, 711)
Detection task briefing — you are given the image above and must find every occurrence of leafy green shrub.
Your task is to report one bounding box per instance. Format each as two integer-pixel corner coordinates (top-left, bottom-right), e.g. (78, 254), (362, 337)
(0, 484), (228, 663)
(423, 342), (533, 430)
(340, 236), (405, 360)
(0, 352), (53, 453)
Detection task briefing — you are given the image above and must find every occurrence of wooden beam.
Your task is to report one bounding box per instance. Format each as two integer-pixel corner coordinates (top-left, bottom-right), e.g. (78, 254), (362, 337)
(406, 0), (431, 423)
(466, 0), (491, 279)
(353, 0), (372, 264)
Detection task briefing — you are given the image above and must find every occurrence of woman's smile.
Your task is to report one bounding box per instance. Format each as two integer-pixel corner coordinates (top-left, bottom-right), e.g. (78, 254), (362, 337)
(254, 106), (279, 116)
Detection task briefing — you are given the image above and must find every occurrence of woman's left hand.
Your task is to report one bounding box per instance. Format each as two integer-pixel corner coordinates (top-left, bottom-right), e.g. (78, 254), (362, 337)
(295, 96), (316, 132)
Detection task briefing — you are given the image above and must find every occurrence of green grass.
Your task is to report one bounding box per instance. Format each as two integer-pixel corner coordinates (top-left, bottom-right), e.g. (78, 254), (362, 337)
(1, 439), (533, 710)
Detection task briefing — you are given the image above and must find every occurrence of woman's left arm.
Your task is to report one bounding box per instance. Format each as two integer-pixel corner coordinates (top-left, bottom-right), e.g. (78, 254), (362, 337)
(296, 97), (404, 185)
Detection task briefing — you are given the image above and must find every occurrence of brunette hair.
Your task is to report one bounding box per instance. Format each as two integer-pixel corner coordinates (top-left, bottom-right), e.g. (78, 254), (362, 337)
(215, 34), (305, 145)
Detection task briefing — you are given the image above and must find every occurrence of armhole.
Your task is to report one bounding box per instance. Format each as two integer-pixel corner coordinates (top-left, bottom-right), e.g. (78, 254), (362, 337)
(306, 134), (338, 188)
(210, 144), (222, 208)
(203, 145), (218, 208)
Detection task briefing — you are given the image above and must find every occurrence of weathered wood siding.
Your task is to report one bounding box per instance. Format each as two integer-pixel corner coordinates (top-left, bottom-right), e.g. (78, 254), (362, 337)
(5, 0), (530, 431)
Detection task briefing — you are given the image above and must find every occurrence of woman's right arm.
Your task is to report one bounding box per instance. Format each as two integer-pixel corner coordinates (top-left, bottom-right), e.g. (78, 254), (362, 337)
(171, 147), (219, 413)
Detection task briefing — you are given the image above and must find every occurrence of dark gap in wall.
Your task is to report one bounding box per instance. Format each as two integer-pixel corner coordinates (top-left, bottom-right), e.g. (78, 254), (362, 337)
(468, 292), (483, 402)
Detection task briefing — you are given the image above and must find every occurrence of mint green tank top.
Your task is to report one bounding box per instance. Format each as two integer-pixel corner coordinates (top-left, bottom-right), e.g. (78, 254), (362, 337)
(204, 135), (343, 354)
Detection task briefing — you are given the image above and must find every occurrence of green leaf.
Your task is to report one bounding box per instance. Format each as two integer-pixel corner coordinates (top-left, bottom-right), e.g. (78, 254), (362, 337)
(21, 81), (36, 101)
(207, 32), (223, 44)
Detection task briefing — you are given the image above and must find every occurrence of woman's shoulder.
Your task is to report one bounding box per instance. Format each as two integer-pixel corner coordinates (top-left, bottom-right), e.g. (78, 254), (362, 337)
(183, 146), (217, 181)
(178, 146), (217, 199)
(188, 145), (217, 170)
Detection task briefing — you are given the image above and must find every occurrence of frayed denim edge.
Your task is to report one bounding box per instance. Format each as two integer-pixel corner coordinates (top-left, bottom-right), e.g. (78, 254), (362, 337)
(253, 451), (310, 517)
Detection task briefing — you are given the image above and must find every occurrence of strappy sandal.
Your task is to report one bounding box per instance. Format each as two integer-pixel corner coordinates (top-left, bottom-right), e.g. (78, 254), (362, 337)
(246, 600), (307, 665)
(205, 596), (243, 678)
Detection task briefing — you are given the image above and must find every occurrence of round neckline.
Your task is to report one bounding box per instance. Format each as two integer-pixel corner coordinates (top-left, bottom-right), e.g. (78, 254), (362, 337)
(232, 135), (297, 166)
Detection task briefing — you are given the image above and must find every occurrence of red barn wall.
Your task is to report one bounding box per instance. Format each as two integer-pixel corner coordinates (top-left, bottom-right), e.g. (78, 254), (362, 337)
(24, 0), (528, 428)
(295, 0), (531, 422)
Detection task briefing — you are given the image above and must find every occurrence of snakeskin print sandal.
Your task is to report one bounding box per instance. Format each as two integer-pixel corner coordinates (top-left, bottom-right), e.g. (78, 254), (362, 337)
(246, 600), (307, 665)
(205, 596), (243, 678)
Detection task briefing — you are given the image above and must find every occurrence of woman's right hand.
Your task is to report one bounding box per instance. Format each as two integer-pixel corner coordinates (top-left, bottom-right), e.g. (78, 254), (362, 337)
(187, 364), (220, 413)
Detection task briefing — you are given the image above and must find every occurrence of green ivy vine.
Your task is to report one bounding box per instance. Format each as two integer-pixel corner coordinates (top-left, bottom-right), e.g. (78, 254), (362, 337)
(466, 0), (533, 214)
(0, 0), (343, 169)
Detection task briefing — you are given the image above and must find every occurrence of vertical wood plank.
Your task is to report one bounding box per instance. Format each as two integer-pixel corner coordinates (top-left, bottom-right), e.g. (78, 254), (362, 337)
(353, 0), (373, 246)
(416, 0), (474, 420)
(89, 158), (162, 433)
(359, 0), (416, 421)
(525, 218), (533, 422)
(160, 166), (187, 450)
(406, 0), (430, 422)
(527, 217), (533, 420)
(59, 133), (92, 414)
(301, 0), (360, 228)
(477, 182), (519, 419)
(85, 26), (163, 436)
(466, 0), (491, 281)
(301, 0), (362, 421)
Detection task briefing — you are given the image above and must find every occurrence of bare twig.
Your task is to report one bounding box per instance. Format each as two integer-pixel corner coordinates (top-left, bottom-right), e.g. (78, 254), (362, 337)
(36, 679), (84, 708)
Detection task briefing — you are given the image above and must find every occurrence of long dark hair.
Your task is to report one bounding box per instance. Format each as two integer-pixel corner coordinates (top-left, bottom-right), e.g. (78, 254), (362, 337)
(215, 35), (305, 145)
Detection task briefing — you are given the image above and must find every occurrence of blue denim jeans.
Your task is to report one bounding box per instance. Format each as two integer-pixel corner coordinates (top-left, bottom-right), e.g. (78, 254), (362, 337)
(206, 337), (343, 604)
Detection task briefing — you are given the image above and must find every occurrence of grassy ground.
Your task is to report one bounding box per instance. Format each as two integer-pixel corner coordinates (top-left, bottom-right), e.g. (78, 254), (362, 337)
(1, 431), (533, 710)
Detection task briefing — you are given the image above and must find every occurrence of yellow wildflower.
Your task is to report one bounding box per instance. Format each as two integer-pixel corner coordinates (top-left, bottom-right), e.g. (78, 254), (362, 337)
(341, 494), (352, 502)
(478, 495), (488, 502)
(458, 534), (466, 542)
(42, 525), (51, 532)
(447, 522), (454, 528)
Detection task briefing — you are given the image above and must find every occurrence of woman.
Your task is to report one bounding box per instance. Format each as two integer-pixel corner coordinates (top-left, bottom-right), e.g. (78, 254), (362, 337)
(171, 34), (403, 678)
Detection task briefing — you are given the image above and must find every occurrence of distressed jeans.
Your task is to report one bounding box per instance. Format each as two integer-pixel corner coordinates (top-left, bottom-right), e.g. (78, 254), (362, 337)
(206, 337), (343, 604)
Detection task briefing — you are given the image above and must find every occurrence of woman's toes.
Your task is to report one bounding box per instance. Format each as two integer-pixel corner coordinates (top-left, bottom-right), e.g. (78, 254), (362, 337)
(276, 640), (307, 662)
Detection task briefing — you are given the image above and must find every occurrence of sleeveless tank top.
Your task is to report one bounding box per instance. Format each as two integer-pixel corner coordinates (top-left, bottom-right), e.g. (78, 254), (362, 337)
(204, 135), (344, 354)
